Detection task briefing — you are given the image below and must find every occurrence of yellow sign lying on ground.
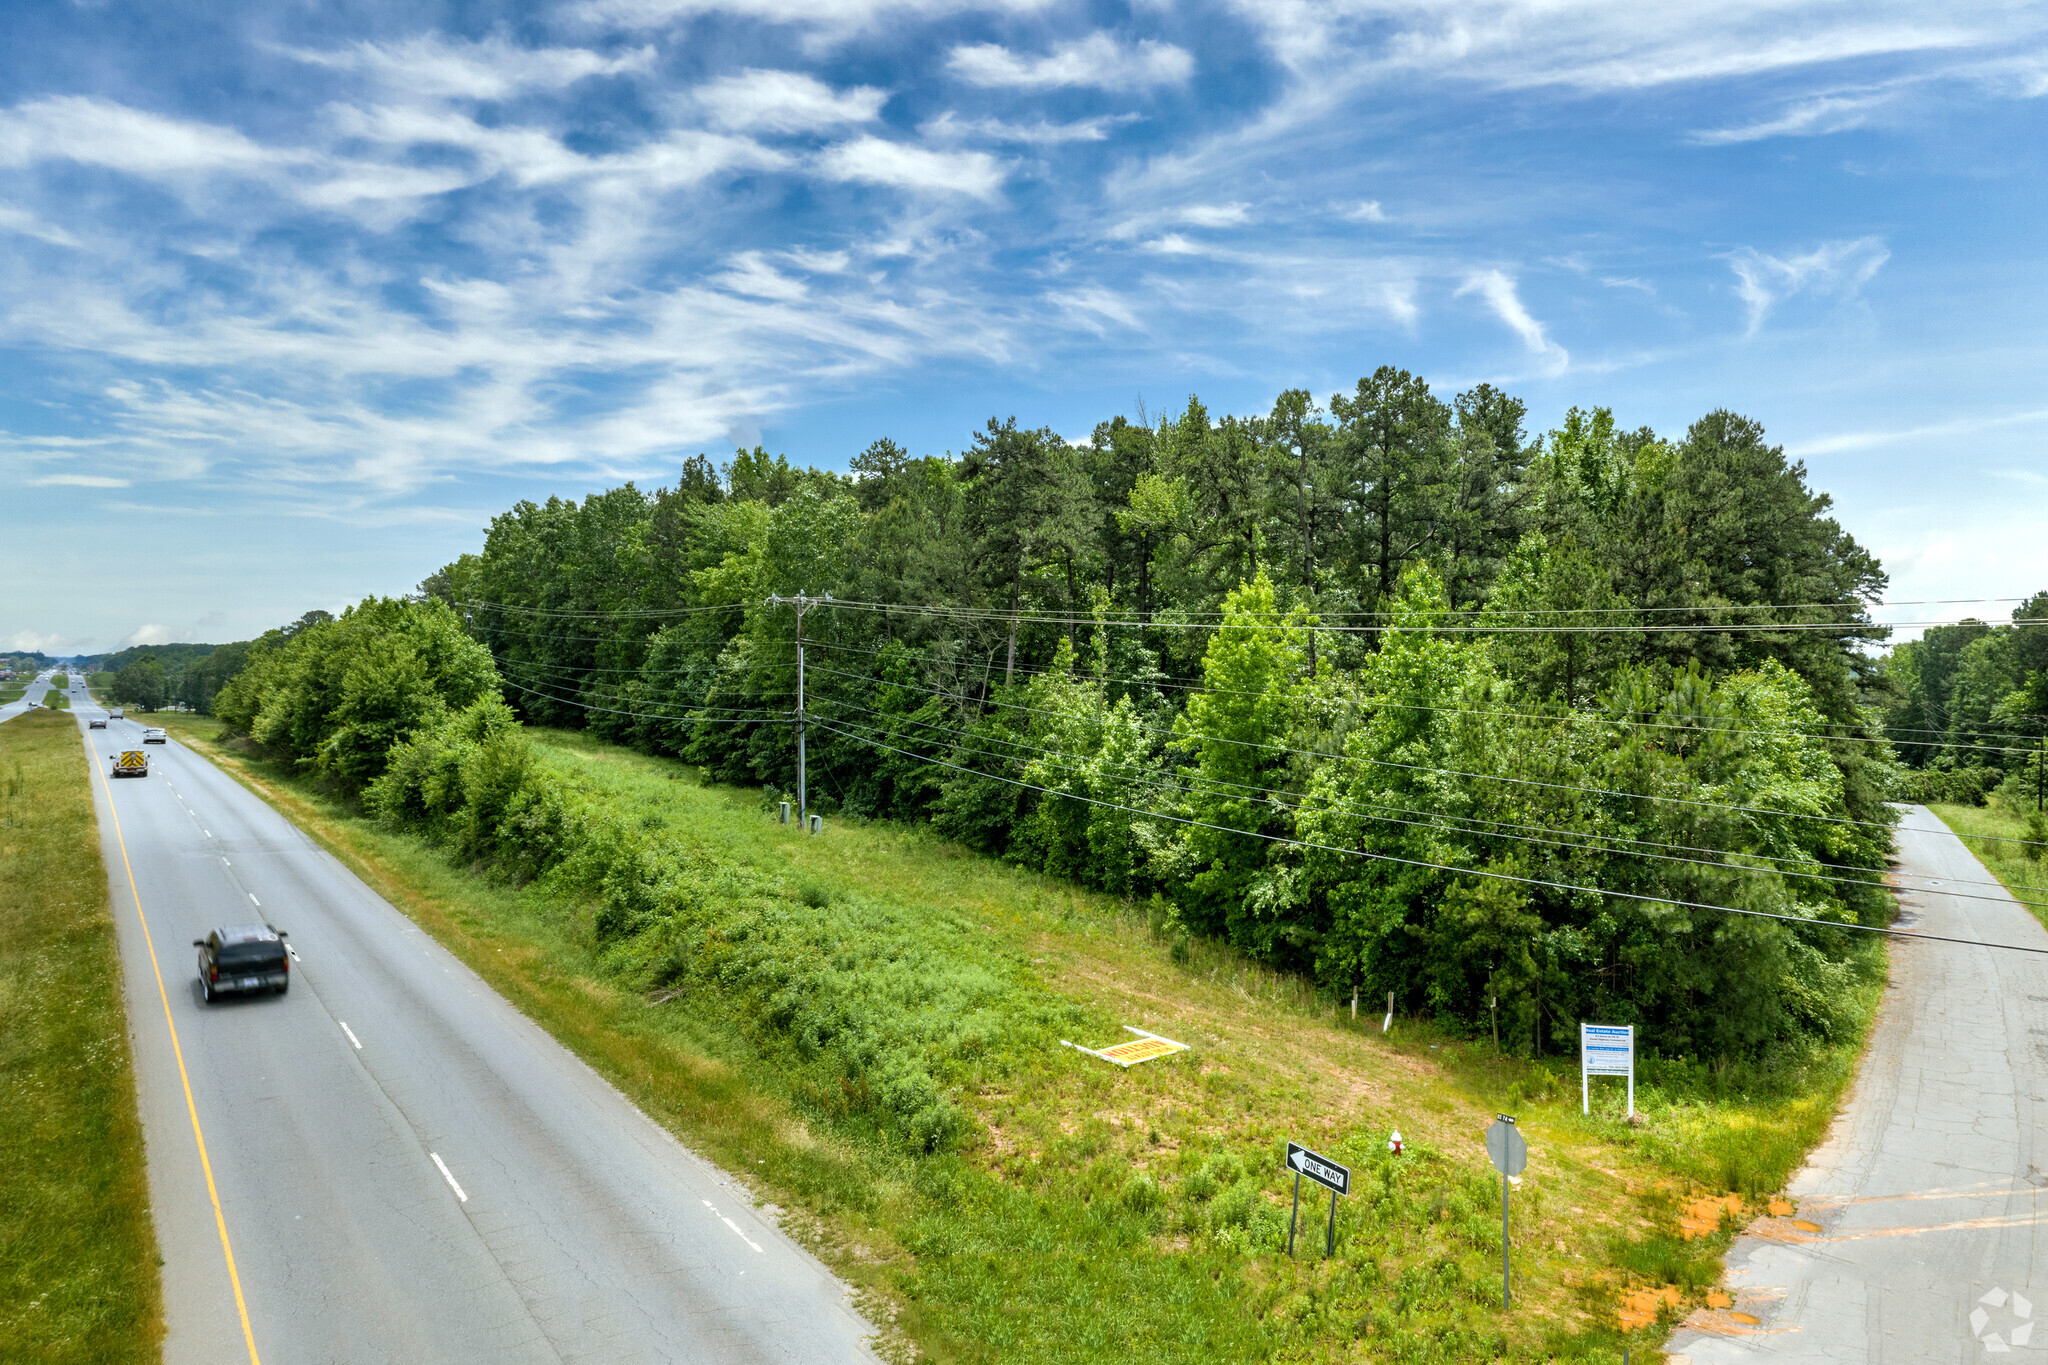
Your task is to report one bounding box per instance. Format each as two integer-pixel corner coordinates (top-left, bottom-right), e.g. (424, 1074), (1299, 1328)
(1061, 1026), (1190, 1068)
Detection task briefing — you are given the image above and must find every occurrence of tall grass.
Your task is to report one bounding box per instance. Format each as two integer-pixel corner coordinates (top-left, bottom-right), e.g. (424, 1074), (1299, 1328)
(1929, 801), (2048, 931)
(0, 710), (164, 1361)
(155, 711), (1885, 1362)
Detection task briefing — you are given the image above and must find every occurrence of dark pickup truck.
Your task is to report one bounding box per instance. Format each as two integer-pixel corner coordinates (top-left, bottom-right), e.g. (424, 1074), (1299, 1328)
(195, 925), (290, 1002)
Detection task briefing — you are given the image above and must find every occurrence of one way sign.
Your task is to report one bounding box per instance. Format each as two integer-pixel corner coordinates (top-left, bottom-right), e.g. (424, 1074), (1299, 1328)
(1285, 1141), (1350, 1196)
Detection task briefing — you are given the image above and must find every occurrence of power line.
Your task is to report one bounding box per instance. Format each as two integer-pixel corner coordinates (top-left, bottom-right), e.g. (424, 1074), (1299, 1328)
(819, 697), (2041, 909)
(813, 718), (2048, 957)
(494, 673), (786, 725)
(456, 599), (745, 621)
(799, 637), (2044, 757)
(814, 598), (1922, 635)
(799, 658), (1905, 842)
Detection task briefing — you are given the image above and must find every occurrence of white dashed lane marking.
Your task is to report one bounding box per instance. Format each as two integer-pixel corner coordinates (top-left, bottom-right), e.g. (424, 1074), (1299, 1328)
(339, 1021), (361, 1050)
(431, 1153), (468, 1203)
(702, 1200), (764, 1253)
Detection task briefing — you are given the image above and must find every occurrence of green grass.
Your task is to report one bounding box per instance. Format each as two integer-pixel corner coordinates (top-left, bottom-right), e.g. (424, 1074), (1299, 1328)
(152, 711), (1885, 1362)
(0, 709), (165, 1362)
(48, 674), (68, 691)
(42, 690), (68, 711)
(0, 682), (24, 705)
(1927, 801), (2048, 929)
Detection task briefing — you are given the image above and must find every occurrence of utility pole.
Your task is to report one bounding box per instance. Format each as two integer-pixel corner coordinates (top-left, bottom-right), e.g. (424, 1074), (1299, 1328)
(766, 593), (829, 830)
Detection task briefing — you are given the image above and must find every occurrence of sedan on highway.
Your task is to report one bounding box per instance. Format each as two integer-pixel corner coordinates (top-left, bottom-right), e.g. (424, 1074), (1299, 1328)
(88, 717), (107, 729)
(195, 925), (290, 1002)
(142, 727), (167, 744)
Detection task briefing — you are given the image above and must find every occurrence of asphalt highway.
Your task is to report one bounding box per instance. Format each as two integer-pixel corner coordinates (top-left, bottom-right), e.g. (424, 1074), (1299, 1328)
(70, 697), (880, 1364)
(0, 668), (55, 720)
(1669, 806), (2048, 1364)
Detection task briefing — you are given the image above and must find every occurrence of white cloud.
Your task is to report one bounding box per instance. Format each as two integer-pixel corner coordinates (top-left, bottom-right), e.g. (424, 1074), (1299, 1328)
(1787, 407), (2048, 458)
(574, 0), (1051, 35)
(28, 474), (129, 487)
(8, 631), (70, 653)
(285, 35), (655, 100)
(1601, 276), (1655, 294)
(695, 69), (888, 133)
(1177, 202), (1250, 228)
(1229, 1), (2000, 90)
(783, 247), (851, 273)
(122, 624), (171, 647)
(815, 136), (1005, 198)
(0, 96), (294, 176)
(0, 202), (79, 246)
(947, 33), (1194, 90)
(712, 251), (809, 300)
(1457, 268), (1567, 374)
(1724, 236), (1889, 336)
(1345, 199), (1387, 222)
(1690, 92), (1890, 144)
(920, 111), (1135, 144)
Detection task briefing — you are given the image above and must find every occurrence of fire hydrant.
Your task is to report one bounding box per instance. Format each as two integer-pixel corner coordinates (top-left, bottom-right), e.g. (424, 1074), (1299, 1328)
(1388, 1129), (1404, 1156)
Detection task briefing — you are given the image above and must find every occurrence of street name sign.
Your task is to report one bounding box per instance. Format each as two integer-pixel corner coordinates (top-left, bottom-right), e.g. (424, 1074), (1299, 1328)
(1283, 1141), (1351, 1258)
(1580, 1022), (1635, 1117)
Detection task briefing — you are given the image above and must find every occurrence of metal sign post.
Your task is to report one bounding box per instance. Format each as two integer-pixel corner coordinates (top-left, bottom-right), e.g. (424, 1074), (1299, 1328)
(1485, 1115), (1528, 1308)
(1283, 1141), (1350, 1258)
(1580, 1023), (1635, 1117)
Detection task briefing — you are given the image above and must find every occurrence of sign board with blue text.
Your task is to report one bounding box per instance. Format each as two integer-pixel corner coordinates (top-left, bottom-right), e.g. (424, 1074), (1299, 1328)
(1579, 1022), (1634, 1117)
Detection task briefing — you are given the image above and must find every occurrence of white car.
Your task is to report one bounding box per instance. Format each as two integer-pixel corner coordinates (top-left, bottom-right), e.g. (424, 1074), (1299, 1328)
(142, 727), (168, 745)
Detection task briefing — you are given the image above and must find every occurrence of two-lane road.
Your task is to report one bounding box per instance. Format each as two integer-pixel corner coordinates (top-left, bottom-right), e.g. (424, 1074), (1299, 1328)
(1670, 806), (2048, 1363)
(75, 701), (878, 1364)
(1, 669), (55, 721)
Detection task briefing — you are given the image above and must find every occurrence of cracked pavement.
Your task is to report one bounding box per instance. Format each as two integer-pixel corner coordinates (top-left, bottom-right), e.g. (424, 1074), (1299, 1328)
(1668, 805), (2048, 1364)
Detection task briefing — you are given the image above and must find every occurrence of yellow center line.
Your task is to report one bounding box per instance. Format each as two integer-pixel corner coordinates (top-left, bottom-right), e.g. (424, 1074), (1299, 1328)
(89, 734), (262, 1365)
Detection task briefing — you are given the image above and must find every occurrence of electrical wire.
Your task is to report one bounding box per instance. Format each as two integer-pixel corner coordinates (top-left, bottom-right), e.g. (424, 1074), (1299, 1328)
(798, 636), (2045, 758)
(812, 717), (2048, 957)
(818, 696), (2040, 909)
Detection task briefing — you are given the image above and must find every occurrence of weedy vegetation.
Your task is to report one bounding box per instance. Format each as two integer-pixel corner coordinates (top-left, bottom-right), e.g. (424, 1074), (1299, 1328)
(159, 706), (1881, 1362)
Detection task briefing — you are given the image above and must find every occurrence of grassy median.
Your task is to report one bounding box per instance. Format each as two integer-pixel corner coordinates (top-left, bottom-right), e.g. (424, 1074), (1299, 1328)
(151, 709), (1881, 1362)
(0, 709), (164, 1362)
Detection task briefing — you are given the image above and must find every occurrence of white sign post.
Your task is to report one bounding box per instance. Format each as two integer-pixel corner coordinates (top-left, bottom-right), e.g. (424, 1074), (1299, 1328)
(1580, 1023), (1634, 1118)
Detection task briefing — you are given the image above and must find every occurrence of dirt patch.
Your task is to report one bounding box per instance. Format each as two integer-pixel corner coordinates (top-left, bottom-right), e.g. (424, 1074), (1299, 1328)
(1679, 1192), (1746, 1239)
(1617, 1285), (1682, 1331)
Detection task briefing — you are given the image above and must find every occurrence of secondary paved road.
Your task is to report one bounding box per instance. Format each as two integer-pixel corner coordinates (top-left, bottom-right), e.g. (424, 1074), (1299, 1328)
(1, 669), (55, 721)
(75, 700), (880, 1364)
(1668, 805), (2048, 1364)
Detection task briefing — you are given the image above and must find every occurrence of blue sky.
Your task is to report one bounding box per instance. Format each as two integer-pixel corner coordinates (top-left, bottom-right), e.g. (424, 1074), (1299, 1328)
(2, 0), (2045, 653)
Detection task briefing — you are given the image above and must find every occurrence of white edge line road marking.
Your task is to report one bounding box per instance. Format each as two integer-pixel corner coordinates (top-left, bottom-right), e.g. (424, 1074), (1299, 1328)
(431, 1153), (468, 1203)
(249, 894), (259, 907)
(339, 1021), (361, 1050)
(702, 1199), (765, 1253)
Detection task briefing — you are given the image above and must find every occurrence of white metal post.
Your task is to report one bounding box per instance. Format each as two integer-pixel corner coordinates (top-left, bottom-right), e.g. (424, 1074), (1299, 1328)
(1627, 1024), (1635, 1118)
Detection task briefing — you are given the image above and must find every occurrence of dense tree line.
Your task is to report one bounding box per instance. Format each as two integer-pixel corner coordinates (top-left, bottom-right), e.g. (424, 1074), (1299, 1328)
(93, 640), (258, 714)
(1878, 596), (2048, 808)
(397, 370), (1896, 1062)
